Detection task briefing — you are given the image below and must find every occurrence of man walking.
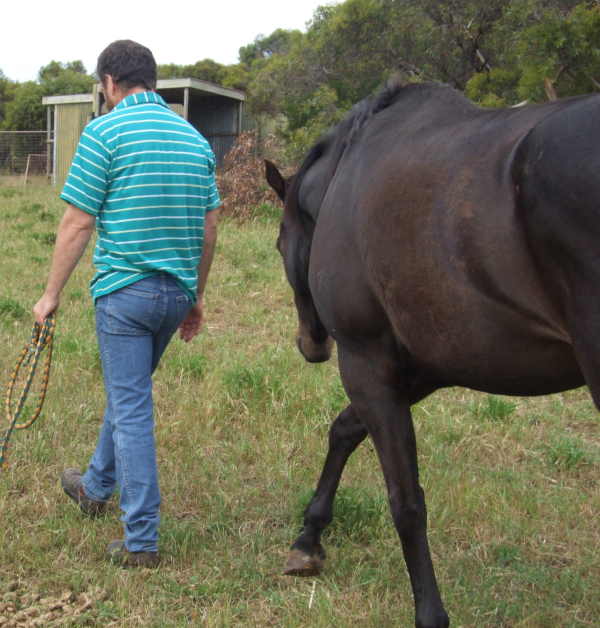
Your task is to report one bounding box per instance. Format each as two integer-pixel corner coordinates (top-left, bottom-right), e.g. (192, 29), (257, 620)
(33, 40), (221, 567)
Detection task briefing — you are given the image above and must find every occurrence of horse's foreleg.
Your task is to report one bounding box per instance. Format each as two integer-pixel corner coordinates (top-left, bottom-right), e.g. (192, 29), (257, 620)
(284, 404), (367, 576)
(338, 347), (449, 628)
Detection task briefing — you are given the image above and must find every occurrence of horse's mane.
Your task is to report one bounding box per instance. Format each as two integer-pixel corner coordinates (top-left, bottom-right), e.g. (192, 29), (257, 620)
(347, 80), (407, 140)
(296, 81), (450, 183)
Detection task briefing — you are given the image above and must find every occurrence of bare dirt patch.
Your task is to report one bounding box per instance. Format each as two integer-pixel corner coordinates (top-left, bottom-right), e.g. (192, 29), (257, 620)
(0, 582), (106, 627)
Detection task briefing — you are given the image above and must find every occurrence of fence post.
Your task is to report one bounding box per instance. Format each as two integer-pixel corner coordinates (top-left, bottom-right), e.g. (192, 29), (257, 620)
(46, 108), (53, 180)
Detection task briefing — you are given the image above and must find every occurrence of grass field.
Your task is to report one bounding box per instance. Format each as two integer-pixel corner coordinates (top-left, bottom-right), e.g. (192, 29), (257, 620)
(0, 183), (598, 627)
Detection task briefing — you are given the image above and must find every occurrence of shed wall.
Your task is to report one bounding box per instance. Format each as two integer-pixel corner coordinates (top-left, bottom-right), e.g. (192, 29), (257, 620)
(188, 96), (242, 165)
(55, 102), (93, 185)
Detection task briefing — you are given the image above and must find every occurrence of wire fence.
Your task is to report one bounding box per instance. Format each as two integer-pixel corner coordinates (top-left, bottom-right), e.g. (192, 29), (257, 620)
(0, 131), (52, 182)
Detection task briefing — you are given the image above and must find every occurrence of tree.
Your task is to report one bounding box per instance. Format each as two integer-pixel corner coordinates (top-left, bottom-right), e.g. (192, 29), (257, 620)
(415, 0), (516, 88)
(158, 59), (236, 85)
(517, 2), (600, 100)
(188, 60), (221, 83)
(1, 61), (94, 130)
(465, 67), (521, 106)
(466, 2), (600, 105)
(245, 0), (429, 161)
(239, 29), (302, 66)
(38, 60), (94, 95)
(0, 69), (14, 126)
(1, 81), (45, 130)
(157, 63), (186, 79)
(219, 64), (250, 91)
(304, 0), (408, 103)
(185, 59), (225, 83)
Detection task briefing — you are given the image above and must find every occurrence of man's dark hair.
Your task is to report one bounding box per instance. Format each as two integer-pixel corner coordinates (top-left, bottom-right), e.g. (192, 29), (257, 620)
(97, 40), (157, 90)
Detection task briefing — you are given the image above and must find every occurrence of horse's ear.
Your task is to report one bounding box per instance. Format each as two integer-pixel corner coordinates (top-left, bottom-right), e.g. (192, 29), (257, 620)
(265, 160), (287, 202)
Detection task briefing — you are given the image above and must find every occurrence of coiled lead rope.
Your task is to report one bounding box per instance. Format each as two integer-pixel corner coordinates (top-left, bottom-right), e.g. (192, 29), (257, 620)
(1, 314), (55, 469)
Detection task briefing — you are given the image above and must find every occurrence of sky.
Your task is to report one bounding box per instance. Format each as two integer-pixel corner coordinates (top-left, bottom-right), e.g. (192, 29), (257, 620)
(1, 0), (336, 83)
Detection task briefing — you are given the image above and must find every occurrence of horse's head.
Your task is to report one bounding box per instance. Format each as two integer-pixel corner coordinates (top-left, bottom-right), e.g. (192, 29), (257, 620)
(265, 157), (333, 363)
(265, 92), (391, 362)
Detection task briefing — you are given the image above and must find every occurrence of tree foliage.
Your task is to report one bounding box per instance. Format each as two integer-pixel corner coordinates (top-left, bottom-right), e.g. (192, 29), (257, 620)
(0, 69), (11, 126)
(466, 2), (600, 103)
(1, 0), (599, 160)
(238, 29), (303, 66)
(1, 82), (45, 130)
(158, 58), (224, 83)
(157, 58), (250, 92)
(1, 60), (95, 130)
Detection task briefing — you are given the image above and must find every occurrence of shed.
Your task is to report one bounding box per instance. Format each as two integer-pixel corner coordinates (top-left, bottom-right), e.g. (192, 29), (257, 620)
(43, 78), (245, 185)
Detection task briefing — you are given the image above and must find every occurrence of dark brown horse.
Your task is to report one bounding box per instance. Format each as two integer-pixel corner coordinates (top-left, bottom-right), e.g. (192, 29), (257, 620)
(265, 81), (600, 628)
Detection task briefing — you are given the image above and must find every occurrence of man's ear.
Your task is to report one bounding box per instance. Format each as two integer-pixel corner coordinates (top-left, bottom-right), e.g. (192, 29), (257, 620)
(265, 160), (287, 202)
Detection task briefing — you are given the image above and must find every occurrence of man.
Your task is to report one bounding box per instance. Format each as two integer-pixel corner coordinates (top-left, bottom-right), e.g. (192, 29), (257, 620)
(33, 40), (221, 568)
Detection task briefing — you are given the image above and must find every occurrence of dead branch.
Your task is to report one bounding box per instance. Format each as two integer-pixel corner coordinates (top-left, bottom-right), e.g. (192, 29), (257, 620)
(544, 77), (558, 101)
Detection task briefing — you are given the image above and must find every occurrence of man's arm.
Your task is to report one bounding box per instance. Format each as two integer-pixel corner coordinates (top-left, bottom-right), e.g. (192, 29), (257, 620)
(197, 207), (220, 300)
(179, 208), (220, 342)
(33, 204), (95, 324)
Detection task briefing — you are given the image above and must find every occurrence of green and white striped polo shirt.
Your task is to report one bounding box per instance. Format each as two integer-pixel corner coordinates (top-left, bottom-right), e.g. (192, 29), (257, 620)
(61, 91), (221, 302)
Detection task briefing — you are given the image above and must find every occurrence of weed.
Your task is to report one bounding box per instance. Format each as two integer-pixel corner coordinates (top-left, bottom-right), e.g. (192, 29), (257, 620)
(294, 486), (389, 545)
(544, 436), (593, 470)
(223, 362), (268, 400)
(470, 394), (517, 422)
(21, 202), (43, 213)
(0, 297), (26, 320)
(180, 353), (208, 379)
(492, 542), (521, 567)
(57, 336), (82, 356)
(31, 232), (56, 245)
(329, 487), (389, 543)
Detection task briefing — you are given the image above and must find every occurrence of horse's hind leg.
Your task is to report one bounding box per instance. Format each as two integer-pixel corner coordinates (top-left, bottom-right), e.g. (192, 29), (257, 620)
(566, 298), (600, 412)
(338, 346), (449, 628)
(284, 404), (368, 576)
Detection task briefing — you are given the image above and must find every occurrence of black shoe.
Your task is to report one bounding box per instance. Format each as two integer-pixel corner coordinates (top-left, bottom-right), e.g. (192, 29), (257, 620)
(107, 540), (160, 569)
(60, 468), (108, 517)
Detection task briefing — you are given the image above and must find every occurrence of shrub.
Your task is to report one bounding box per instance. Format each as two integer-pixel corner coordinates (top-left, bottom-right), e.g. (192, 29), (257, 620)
(217, 132), (282, 221)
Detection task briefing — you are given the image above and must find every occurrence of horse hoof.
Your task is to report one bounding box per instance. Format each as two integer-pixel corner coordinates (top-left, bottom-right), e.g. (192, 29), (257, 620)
(283, 549), (324, 576)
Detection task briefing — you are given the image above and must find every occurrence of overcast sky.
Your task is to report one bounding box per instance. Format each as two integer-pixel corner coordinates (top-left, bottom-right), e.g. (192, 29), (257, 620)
(2, 0), (336, 83)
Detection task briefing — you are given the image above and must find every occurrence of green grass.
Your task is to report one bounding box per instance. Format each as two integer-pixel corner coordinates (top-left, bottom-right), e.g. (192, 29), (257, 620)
(0, 184), (598, 627)
(0, 296), (27, 321)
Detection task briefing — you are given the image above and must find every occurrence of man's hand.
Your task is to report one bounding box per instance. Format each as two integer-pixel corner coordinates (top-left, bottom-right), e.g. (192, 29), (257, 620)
(182, 208), (219, 343)
(33, 293), (60, 325)
(179, 300), (204, 342)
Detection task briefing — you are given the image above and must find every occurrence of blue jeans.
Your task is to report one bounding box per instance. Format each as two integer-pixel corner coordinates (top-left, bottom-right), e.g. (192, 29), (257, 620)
(82, 274), (192, 552)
